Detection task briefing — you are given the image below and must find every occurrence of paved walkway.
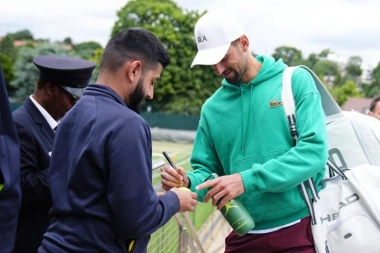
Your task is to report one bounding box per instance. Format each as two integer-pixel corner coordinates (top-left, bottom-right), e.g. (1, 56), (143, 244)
(198, 211), (232, 253)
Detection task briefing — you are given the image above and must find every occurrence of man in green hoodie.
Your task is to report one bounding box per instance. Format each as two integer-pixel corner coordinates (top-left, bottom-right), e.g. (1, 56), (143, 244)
(161, 10), (327, 252)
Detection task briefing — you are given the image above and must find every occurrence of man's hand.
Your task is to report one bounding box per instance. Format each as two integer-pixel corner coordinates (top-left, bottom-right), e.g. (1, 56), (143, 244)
(196, 173), (244, 210)
(170, 188), (198, 212)
(161, 165), (189, 191)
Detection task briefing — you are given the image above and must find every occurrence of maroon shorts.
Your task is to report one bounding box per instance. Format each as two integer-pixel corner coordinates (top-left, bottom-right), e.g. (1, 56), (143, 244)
(225, 216), (315, 253)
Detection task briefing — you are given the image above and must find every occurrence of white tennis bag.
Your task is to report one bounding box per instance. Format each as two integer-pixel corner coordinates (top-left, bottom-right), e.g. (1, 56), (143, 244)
(282, 66), (380, 172)
(282, 66), (380, 253)
(310, 163), (380, 252)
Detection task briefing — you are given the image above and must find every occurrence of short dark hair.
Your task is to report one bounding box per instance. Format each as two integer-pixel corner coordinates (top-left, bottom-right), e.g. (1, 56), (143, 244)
(231, 38), (240, 47)
(100, 28), (170, 73)
(369, 96), (380, 112)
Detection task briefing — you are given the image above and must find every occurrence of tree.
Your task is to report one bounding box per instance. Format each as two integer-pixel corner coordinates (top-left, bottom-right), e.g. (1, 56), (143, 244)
(88, 48), (103, 83)
(313, 60), (339, 76)
(0, 35), (18, 92)
(272, 46), (303, 66)
(345, 56), (362, 79)
(74, 41), (102, 60)
(0, 34), (18, 60)
(347, 56), (362, 66)
(372, 62), (380, 84)
(330, 80), (364, 106)
(11, 43), (72, 100)
(112, 0), (221, 115)
(362, 82), (380, 98)
(363, 62), (380, 97)
(63, 37), (74, 46)
(11, 29), (34, 40)
(0, 53), (15, 91)
(345, 64), (362, 77)
(318, 49), (331, 58)
(312, 60), (340, 86)
(301, 53), (319, 69)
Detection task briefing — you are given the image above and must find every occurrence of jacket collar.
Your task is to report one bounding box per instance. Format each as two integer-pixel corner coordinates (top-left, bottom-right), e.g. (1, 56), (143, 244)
(24, 97), (54, 144)
(84, 84), (127, 107)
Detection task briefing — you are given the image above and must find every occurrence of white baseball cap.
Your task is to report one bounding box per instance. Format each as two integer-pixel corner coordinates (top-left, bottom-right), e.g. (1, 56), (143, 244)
(190, 10), (245, 68)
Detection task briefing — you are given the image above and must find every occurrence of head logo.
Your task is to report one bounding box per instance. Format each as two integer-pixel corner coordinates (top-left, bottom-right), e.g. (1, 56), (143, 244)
(269, 99), (283, 108)
(197, 36), (207, 43)
(318, 193), (360, 225)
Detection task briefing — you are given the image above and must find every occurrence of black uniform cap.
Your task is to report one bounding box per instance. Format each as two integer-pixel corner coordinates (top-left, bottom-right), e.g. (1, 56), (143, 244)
(33, 55), (96, 98)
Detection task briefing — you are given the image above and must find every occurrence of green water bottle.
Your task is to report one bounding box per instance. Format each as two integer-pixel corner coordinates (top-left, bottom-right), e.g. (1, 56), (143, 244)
(204, 173), (255, 236)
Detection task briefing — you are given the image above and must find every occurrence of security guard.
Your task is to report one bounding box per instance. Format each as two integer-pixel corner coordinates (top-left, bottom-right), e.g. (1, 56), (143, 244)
(12, 55), (96, 253)
(0, 65), (21, 252)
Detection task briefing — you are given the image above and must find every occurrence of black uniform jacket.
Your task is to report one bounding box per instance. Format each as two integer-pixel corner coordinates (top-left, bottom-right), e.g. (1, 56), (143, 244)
(12, 97), (54, 253)
(0, 65), (21, 253)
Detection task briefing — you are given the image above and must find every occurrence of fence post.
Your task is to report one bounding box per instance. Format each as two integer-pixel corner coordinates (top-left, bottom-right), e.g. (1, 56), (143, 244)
(179, 225), (188, 253)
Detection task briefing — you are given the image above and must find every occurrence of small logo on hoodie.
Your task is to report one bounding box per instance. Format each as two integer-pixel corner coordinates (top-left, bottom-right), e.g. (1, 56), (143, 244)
(269, 99), (283, 108)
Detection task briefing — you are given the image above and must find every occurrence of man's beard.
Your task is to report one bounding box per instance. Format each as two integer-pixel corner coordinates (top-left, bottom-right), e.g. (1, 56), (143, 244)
(128, 77), (145, 114)
(225, 69), (243, 85)
(226, 53), (248, 85)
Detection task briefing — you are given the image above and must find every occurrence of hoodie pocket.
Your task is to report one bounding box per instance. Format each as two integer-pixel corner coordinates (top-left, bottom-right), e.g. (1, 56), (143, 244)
(230, 149), (286, 202)
(231, 149), (286, 171)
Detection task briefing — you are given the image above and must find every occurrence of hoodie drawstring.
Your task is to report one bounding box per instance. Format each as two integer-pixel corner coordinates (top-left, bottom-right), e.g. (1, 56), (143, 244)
(240, 85), (254, 155)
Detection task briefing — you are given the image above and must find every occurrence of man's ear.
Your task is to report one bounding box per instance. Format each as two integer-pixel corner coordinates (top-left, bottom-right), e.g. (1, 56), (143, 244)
(239, 35), (249, 52)
(368, 111), (373, 117)
(44, 82), (58, 97)
(127, 60), (143, 82)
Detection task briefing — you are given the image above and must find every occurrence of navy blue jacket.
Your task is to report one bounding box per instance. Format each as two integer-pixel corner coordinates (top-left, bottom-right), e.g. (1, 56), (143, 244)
(0, 65), (21, 252)
(39, 84), (180, 253)
(12, 97), (54, 252)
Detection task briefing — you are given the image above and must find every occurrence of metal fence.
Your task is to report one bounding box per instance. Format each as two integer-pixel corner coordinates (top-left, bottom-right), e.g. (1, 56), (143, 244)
(147, 160), (211, 253)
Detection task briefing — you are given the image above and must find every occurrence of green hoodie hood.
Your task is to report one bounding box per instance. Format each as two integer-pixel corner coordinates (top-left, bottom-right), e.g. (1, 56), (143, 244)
(221, 55), (287, 155)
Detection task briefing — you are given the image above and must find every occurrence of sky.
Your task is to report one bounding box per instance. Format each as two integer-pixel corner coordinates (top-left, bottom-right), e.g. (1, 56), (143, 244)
(1, 0), (379, 67)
